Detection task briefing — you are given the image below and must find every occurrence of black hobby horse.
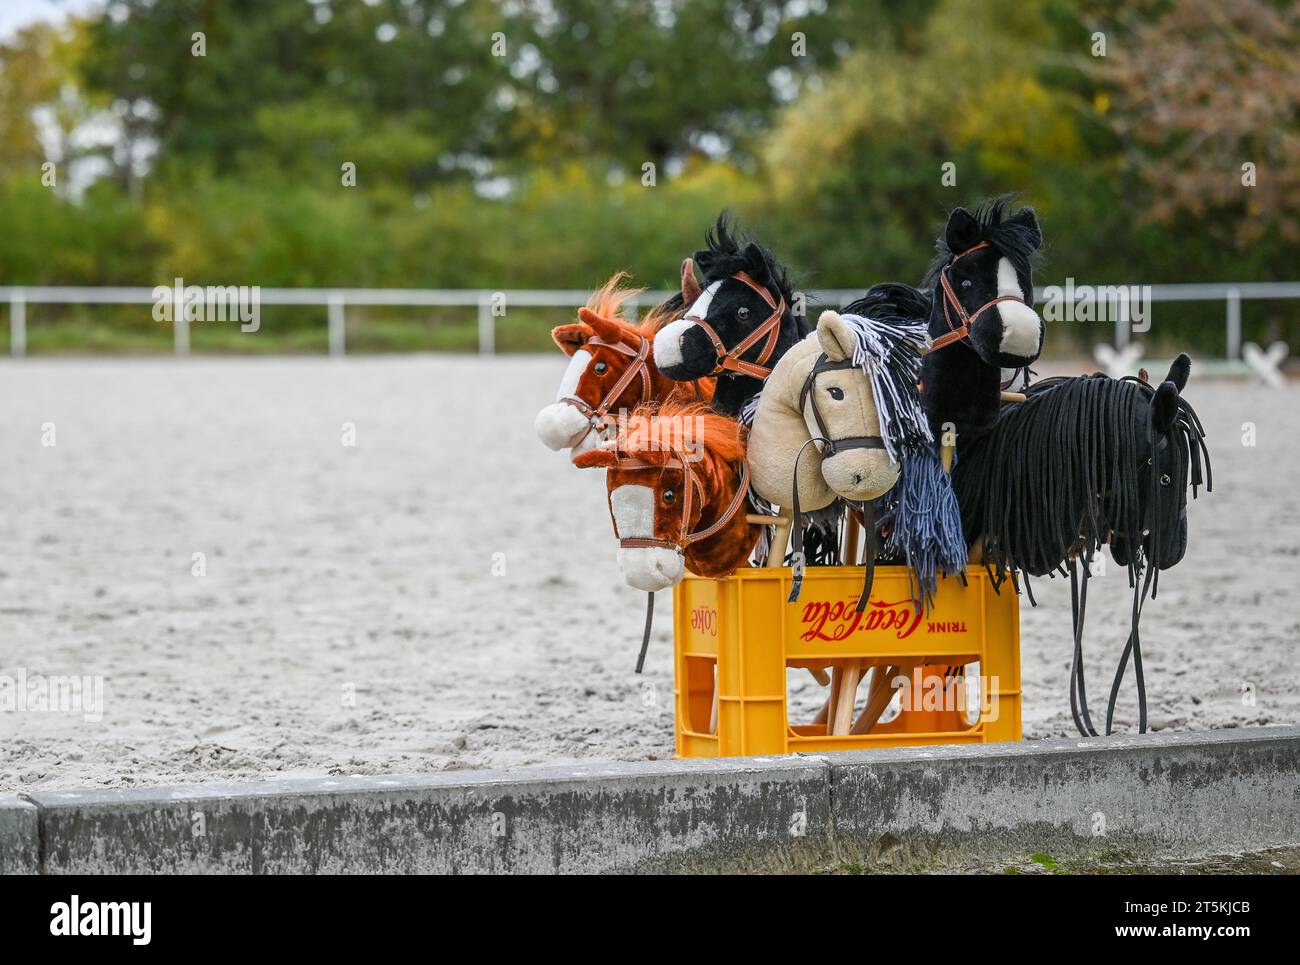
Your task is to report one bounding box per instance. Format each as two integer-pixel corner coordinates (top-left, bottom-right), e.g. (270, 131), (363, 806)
(845, 197), (1046, 450)
(654, 214), (810, 417)
(952, 355), (1212, 737)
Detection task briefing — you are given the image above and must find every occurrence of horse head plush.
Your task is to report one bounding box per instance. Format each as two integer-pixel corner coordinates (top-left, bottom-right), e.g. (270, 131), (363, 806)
(574, 401), (759, 592)
(653, 214), (809, 417)
(534, 274), (711, 460)
(952, 353), (1212, 736)
(747, 310), (913, 511)
(846, 197), (1045, 449)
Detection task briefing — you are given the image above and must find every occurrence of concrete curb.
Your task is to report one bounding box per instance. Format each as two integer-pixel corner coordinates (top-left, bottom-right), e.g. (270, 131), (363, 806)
(26, 755), (830, 874)
(0, 796), (39, 875)
(5, 727), (1299, 873)
(828, 727), (1300, 868)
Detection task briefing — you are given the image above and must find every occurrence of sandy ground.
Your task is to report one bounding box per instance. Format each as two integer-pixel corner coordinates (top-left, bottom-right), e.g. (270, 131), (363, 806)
(1, 355), (1296, 792)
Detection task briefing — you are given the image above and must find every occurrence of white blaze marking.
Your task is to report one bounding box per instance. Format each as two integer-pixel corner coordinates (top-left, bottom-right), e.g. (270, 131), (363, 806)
(610, 484), (656, 538)
(653, 281), (722, 369)
(556, 348), (592, 400)
(995, 257), (1041, 358)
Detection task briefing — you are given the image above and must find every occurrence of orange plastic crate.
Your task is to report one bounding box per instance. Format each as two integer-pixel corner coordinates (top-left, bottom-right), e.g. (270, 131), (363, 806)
(673, 565), (1021, 757)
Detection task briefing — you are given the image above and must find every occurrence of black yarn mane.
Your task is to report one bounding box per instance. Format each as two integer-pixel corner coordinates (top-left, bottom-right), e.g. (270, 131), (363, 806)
(953, 373), (1211, 580)
(922, 194), (1041, 287)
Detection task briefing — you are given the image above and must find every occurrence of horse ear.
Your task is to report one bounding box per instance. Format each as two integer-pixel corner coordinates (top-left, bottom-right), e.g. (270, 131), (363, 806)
(1151, 381), (1179, 436)
(944, 207), (981, 255)
(816, 310), (857, 362)
(1009, 205), (1043, 249)
(741, 242), (771, 285)
(1165, 352), (1191, 392)
(680, 258), (702, 305)
(573, 447), (616, 469)
(551, 322), (593, 356)
(577, 307), (627, 344)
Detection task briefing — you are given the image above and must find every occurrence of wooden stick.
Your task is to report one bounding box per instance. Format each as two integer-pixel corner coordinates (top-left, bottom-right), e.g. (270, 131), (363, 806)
(851, 660), (921, 735)
(808, 667), (831, 688)
(940, 437), (956, 474)
(770, 507), (794, 568)
(831, 661), (862, 736)
(708, 676), (719, 735)
(825, 666), (842, 734)
(812, 694), (830, 727)
(1000, 390), (1027, 403)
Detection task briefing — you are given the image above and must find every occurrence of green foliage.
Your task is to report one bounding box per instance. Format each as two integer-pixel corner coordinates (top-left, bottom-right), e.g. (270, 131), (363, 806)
(0, 0), (1295, 355)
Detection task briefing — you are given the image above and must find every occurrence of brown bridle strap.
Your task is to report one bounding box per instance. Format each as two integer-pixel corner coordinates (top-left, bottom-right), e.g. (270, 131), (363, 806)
(560, 334), (651, 425)
(609, 453), (750, 554)
(931, 240), (1030, 354)
(685, 271), (786, 380)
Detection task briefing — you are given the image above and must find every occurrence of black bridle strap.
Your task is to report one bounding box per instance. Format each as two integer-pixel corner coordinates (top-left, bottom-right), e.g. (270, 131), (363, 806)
(635, 591), (654, 674)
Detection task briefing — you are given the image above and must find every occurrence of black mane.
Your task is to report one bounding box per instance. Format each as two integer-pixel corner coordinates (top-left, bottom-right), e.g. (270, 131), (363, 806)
(952, 373), (1210, 578)
(922, 194), (1041, 287)
(842, 282), (933, 322)
(694, 212), (800, 325)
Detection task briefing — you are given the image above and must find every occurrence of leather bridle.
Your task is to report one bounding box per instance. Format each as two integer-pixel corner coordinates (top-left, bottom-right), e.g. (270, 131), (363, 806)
(559, 335), (651, 437)
(684, 271), (786, 380)
(798, 353), (888, 458)
(609, 446), (751, 676)
(787, 353), (888, 613)
(930, 240), (1032, 354)
(609, 450), (750, 555)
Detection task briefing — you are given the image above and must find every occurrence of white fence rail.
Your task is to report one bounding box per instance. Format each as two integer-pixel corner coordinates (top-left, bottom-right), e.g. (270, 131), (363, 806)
(2, 282), (1298, 359)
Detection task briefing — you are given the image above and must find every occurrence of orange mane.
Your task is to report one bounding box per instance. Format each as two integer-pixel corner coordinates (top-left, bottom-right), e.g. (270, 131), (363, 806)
(623, 401), (747, 465)
(585, 272), (644, 322)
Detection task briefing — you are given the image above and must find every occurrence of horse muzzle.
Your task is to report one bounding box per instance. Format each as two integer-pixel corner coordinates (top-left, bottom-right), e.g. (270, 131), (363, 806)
(534, 401), (595, 452)
(652, 320), (715, 380)
(617, 545), (685, 591)
(821, 449), (900, 502)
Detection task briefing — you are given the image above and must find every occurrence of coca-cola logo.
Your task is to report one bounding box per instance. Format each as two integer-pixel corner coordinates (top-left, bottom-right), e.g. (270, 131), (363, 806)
(690, 606), (717, 637)
(799, 597), (923, 642)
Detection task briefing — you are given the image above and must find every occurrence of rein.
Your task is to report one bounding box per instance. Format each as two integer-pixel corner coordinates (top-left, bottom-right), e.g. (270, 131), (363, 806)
(930, 241), (1030, 354)
(787, 353), (887, 612)
(686, 271), (786, 380)
(607, 446), (751, 672)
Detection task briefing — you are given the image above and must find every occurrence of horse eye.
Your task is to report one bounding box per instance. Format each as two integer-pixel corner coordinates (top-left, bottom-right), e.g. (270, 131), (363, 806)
(663, 490), (676, 505)
(593, 361), (608, 374)
(828, 386), (845, 401)
(736, 306), (750, 320)
(961, 279), (973, 289)
(1160, 473), (1171, 486)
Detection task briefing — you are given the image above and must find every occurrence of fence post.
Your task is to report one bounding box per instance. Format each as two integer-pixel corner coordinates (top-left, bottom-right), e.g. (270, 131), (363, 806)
(477, 294), (495, 354)
(328, 293), (346, 357)
(1225, 287), (1242, 361)
(10, 289), (25, 358)
(174, 305), (189, 356)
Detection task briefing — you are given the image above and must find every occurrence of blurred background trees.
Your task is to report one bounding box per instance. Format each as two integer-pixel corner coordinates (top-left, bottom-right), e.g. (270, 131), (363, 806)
(0, 0), (1296, 352)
